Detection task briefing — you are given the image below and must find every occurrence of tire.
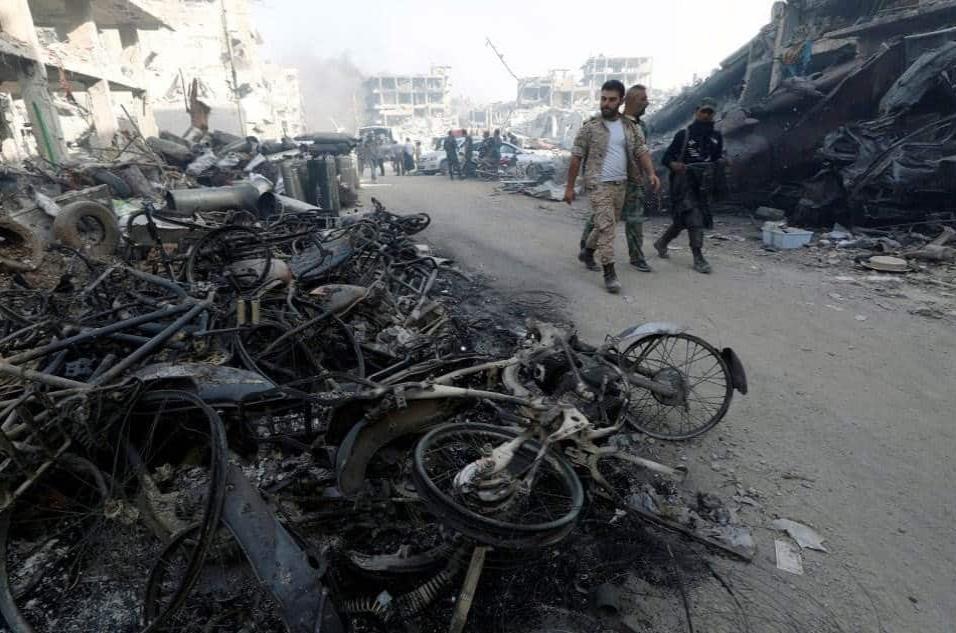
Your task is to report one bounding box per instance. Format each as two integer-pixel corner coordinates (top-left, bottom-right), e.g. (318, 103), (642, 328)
(439, 160), (447, 175)
(413, 423), (583, 549)
(620, 333), (733, 440)
(0, 217), (42, 272)
(52, 200), (120, 258)
(90, 168), (132, 198)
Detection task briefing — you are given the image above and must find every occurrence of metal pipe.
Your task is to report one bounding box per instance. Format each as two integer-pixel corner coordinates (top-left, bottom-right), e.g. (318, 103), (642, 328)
(273, 194), (336, 217)
(2, 304), (193, 365)
(0, 360), (89, 390)
(165, 183), (263, 216)
(279, 162), (306, 201)
(91, 296), (213, 386)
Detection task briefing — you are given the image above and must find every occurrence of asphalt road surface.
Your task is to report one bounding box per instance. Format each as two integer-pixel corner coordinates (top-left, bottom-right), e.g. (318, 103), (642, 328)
(361, 174), (954, 633)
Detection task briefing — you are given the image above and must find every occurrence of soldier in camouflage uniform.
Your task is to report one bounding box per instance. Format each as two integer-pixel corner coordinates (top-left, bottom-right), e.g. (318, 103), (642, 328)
(579, 84), (654, 272)
(564, 80), (660, 294)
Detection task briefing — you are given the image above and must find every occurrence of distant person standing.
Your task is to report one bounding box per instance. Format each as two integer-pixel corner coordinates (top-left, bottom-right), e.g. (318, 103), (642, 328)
(391, 141), (404, 176)
(462, 130), (475, 178)
(490, 129), (502, 164)
(478, 130), (491, 168)
(564, 80), (660, 294)
(414, 140), (422, 169)
(655, 97), (723, 274)
(365, 136), (379, 183)
(403, 137), (415, 174)
(443, 130), (460, 180)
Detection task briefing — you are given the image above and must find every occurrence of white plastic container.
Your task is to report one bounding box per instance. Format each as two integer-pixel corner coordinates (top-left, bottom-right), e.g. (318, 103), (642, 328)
(766, 228), (813, 249)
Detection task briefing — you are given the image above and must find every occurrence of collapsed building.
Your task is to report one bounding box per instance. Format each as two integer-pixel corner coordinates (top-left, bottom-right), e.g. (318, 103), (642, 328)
(362, 67), (456, 141)
(647, 0), (956, 227)
(138, 0), (306, 140)
(0, 0), (305, 163)
(493, 55), (656, 149)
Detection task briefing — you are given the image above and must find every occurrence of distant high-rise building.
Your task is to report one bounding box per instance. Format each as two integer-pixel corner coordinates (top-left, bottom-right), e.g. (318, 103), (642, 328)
(362, 66), (451, 126)
(580, 55), (654, 98)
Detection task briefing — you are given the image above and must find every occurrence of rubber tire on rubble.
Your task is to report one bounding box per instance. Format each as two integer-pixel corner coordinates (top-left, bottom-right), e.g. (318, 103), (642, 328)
(90, 169), (132, 198)
(412, 423), (584, 549)
(52, 200), (121, 259)
(0, 217), (42, 272)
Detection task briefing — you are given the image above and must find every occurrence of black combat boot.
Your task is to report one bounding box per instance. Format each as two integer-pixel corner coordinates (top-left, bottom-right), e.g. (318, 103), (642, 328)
(630, 257), (652, 272)
(653, 238), (670, 258)
(603, 264), (621, 294)
(692, 249), (712, 274)
(578, 248), (600, 271)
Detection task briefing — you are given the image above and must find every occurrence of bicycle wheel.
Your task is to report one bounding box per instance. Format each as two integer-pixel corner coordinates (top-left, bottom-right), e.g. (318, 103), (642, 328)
(412, 424), (583, 549)
(620, 333), (733, 440)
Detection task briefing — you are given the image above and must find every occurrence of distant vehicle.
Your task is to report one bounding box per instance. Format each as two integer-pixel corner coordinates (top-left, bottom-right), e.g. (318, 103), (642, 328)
(418, 138), (554, 177)
(419, 137), (468, 174)
(358, 125), (395, 144)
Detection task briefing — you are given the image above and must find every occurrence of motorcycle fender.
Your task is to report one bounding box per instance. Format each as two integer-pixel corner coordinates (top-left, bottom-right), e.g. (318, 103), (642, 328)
(614, 321), (685, 342)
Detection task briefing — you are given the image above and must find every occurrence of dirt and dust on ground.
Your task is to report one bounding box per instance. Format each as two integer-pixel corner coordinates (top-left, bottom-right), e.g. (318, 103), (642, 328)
(374, 173), (955, 633)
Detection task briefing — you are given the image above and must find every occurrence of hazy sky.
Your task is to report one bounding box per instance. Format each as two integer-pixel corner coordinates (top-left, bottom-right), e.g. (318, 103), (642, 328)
(252, 0), (777, 103)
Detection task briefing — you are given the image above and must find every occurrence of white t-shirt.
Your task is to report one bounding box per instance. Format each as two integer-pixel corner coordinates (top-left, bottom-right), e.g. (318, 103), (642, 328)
(601, 118), (627, 182)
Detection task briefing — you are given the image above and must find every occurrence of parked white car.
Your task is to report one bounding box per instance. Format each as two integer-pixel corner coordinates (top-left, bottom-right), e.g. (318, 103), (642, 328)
(418, 137), (465, 174)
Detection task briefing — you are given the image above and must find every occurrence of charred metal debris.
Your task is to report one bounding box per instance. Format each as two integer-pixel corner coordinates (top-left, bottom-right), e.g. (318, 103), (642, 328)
(0, 135), (752, 631)
(647, 0), (956, 228)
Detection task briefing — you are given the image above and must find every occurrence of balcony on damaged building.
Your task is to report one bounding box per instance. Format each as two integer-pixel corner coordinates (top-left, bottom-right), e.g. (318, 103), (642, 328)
(1, 0), (167, 161)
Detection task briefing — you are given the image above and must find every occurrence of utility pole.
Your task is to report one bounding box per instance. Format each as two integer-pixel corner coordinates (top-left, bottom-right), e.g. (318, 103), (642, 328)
(219, 0), (246, 135)
(485, 37), (521, 82)
(484, 37), (525, 125)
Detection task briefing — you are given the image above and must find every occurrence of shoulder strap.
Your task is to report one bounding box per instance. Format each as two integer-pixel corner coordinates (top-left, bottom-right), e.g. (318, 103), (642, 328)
(679, 126), (691, 162)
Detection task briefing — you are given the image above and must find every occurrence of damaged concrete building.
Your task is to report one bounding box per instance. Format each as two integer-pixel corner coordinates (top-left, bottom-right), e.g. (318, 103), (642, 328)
(362, 67), (452, 127)
(138, 0), (305, 140)
(0, 0), (305, 164)
(580, 55), (654, 98)
(0, 0), (166, 162)
(647, 0), (956, 226)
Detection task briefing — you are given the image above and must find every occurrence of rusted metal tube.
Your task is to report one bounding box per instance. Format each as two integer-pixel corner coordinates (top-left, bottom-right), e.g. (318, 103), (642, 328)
(165, 183), (272, 216)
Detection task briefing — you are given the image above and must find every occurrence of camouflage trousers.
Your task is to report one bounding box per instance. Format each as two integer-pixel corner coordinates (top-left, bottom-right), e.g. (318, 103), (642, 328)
(582, 181), (645, 264)
(582, 181), (627, 266)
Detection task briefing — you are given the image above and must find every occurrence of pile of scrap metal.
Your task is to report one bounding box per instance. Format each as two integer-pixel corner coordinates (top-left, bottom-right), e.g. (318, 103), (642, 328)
(150, 129), (361, 214)
(647, 0), (956, 227)
(0, 191), (750, 631)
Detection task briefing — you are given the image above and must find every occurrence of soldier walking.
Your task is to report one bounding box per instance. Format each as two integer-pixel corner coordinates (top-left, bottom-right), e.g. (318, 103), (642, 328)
(579, 84), (654, 272)
(564, 80), (660, 294)
(655, 98), (723, 274)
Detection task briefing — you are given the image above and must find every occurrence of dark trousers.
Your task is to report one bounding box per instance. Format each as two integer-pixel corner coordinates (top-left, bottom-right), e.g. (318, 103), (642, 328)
(659, 170), (711, 251)
(446, 154), (460, 179)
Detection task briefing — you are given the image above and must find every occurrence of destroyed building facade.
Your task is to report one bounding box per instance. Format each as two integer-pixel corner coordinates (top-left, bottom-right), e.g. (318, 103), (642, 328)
(362, 67), (453, 127)
(0, 0), (167, 162)
(580, 55), (654, 97)
(0, 0), (305, 164)
(134, 0), (305, 140)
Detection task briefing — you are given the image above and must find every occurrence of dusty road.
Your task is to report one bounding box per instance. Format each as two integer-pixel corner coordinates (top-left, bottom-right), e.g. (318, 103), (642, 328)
(363, 174), (954, 633)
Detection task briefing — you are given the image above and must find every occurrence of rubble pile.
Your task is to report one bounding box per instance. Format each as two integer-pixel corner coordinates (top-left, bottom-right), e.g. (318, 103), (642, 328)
(648, 0), (956, 228)
(0, 152), (757, 631)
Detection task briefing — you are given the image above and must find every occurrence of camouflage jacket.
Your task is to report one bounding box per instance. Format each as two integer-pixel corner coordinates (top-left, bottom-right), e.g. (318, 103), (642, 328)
(572, 114), (649, 189)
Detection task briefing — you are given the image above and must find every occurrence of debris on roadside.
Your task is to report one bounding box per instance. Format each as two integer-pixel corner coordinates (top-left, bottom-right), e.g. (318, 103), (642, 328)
(0, 169), (757, 632)
(771, 518), (828, 552)
(647, 1), (956, 228)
